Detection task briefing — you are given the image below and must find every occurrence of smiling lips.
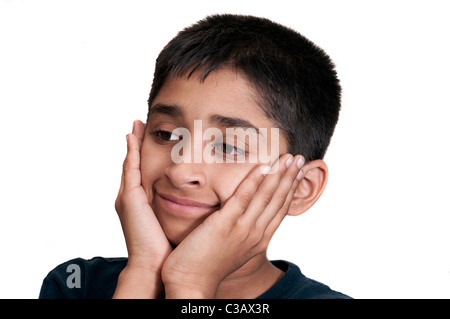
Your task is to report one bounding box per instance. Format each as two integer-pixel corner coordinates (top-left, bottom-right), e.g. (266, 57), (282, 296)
(157, 192), (220, 216)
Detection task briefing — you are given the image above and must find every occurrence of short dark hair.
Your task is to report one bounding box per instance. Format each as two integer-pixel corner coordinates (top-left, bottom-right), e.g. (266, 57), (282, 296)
(147, 14), (341, 162)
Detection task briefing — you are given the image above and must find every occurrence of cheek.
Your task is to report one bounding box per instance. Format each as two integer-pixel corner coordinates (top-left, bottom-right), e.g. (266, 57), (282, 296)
(140, 144), (172, 199)
(214, 164), (256, 207)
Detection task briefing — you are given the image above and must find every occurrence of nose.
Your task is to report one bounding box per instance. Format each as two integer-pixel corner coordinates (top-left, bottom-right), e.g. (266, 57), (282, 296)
(164, 162), (207, 189)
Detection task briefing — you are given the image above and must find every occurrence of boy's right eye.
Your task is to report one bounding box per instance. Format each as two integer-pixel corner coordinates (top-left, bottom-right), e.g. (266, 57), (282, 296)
(150, 130), (182, 142)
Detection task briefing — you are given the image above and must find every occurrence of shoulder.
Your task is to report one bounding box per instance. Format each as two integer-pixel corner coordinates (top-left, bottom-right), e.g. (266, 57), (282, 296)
(259, 260), (351, 299)
(39, 256), (127, 299)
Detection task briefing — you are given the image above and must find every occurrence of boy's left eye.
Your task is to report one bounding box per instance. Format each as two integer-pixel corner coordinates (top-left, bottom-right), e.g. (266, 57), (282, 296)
(214, 143), (245, 156)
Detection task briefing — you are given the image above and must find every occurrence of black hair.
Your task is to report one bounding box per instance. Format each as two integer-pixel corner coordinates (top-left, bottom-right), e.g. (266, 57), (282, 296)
(147, 14), (341, 162)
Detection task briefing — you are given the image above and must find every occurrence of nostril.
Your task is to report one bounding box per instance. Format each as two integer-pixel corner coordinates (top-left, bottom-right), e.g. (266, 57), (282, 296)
(189, 181), (200, 185)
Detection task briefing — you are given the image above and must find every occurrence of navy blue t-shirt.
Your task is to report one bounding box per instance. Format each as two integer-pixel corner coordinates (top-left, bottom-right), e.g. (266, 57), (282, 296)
(39, 257), (351, 299)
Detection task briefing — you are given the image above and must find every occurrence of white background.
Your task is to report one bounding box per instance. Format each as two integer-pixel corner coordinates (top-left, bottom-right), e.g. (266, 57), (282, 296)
(1, 0), (449, 299)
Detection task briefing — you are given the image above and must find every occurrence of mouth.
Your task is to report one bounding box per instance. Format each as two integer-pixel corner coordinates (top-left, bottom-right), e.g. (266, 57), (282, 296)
(156, 192), (220, 216)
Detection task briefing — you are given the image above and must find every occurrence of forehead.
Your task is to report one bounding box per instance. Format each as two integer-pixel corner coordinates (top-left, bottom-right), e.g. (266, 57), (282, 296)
(151, 69), (268, 126)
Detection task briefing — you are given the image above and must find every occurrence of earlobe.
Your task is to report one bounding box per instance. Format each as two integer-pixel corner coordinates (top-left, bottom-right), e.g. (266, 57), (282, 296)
(287, 160), (328, 216)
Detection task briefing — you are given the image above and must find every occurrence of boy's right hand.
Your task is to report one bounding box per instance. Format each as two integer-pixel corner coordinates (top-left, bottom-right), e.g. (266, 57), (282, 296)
(113, 120), (172, 298)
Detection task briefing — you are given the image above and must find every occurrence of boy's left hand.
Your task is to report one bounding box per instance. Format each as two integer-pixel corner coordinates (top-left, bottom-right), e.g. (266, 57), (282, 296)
(161, 154), (305, 298)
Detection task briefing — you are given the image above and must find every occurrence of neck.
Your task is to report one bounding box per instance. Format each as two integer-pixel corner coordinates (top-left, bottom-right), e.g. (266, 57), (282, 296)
(214, 252), (284, 299)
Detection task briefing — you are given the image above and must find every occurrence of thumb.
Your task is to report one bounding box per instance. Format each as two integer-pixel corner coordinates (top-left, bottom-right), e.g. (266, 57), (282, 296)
(122, 133), (142, 191)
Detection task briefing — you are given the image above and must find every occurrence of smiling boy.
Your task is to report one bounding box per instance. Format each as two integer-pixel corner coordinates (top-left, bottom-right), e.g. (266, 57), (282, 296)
(39, 14), (350, 299)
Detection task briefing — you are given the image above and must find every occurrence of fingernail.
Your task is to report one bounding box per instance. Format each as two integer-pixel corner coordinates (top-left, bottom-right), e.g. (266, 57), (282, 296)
(260, 165), (271, 175)
(297, 156), (305, 169)
(286, 156), (294, 168)
(296, 170), (303, 180)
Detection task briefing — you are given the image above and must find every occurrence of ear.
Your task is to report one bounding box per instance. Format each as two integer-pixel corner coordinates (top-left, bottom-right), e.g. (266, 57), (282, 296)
(287, 159), (328, 216)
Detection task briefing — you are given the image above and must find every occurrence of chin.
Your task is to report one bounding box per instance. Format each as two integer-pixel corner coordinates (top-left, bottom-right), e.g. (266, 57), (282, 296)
(165, 228), (191, 247)
(159, 216), (205, 247)
(150, 194), (219, 247)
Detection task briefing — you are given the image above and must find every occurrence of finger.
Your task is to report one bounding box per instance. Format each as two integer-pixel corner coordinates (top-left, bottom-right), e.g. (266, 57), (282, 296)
(256, 155), (305, 227)
(261, 157), (305, 239)
(116, 168), (125, 212)
(116, 135), (130, 210)
(219, 163), (268, 222)
(122, 133), (142, 191)
(117, 135), (129, 197)
(132, 120), (146, 150)
(239, 154), (293, 224)
(119, 120), (144, 193)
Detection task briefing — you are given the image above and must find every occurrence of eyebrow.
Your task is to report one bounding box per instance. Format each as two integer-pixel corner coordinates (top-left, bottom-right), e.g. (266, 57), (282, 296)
(149, 103), (264, 137)
(209, 114), (264, 137)
(148, 103), (183, 118)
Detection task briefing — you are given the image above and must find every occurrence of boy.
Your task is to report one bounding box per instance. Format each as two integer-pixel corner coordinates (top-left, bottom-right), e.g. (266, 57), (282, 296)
(39, 14), (350, 299)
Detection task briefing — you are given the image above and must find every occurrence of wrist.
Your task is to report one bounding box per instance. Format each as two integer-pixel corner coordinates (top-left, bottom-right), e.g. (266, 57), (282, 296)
(126, 254), (164, 273)
(164, 282), (216, 299)
(113, 260), (164, 299)
(162, 273), (219, 299)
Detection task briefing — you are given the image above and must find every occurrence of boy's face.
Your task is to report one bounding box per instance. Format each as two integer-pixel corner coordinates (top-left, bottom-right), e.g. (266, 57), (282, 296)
(141, 69), (288, 245)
